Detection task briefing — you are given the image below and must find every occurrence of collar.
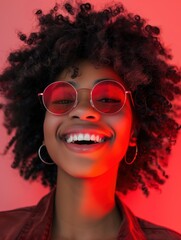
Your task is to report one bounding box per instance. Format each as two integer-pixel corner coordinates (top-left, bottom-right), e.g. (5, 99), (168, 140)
(115, 191), (146, 239)
(18, 188), (146, 240)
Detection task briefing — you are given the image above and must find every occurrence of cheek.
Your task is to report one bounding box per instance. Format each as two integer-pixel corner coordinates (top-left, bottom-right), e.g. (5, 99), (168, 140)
(43, 114), (54, 140)
(107, 113), (133, 157)
(109, 112), (133, 137)
(43, 113), (62, 146)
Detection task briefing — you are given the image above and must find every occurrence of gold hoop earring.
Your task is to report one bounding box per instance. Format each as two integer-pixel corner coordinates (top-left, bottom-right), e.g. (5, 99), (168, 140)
(124, 145), (138, 165)
(38, 144), (54, 165)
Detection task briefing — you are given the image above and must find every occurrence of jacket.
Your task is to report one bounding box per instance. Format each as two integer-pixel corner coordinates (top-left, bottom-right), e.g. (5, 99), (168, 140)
(0, 188), (181, 240)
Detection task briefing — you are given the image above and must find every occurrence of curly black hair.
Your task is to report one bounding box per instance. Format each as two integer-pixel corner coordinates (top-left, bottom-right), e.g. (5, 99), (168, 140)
(0, 2), (180, 196)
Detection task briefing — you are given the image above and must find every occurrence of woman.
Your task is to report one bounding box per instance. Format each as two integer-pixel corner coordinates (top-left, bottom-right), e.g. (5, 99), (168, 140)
(0, 2), (181, 239)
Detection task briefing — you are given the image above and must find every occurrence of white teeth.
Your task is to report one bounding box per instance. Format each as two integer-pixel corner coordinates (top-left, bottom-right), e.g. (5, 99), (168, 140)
(84, 134), (90, 141)
(78, 133), (84, 141)
(95, 135), (99, 142)
(91, 134), (96, 141)
(74, 135), (78, 141)
(66, 136), (72, 143)
(65, 133), (106, 144)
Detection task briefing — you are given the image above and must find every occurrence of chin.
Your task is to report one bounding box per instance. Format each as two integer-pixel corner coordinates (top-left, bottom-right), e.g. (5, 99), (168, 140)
(57, 164), (108, 179)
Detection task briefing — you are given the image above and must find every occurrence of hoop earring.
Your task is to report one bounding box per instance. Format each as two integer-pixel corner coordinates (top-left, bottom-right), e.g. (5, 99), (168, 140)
(124, 145), (138, 165)
(38, 144), (54, 165)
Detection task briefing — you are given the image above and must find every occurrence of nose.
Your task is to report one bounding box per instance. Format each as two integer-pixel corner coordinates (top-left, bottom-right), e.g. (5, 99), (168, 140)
(68, 88), (101, 121)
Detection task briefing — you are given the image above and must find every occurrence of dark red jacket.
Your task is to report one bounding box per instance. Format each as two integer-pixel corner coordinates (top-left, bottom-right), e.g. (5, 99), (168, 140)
(0, 189), (181, 240)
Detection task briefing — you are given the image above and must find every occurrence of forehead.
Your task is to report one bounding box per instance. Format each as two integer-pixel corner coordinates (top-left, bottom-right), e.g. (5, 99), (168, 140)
(57, 61), (125, 88)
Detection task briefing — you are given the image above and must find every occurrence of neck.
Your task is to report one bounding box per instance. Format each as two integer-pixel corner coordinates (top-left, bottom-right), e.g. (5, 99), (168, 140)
(52, 165), (123, 240)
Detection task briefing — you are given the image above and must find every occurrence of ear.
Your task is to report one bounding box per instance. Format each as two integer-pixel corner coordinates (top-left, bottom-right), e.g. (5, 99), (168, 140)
(129, 129), (137, 147)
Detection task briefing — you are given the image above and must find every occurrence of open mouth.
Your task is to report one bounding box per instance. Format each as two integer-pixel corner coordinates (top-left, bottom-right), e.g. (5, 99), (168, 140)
(66, 140), (105, 145)
(63, 133), (108, 145)
(60, 132), (111, 153)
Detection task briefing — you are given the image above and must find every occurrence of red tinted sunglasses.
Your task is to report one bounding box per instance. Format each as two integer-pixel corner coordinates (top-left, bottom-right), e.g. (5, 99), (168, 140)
(38, 79), (133, 115)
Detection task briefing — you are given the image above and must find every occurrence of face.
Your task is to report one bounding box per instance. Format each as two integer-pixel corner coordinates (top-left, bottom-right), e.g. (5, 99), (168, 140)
(43, 61), (135, 178)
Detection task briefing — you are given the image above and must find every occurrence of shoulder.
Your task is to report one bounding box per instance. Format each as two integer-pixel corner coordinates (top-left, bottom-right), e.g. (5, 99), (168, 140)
(0, 205), (34, 223)
(0, 206), (35, 238)
(138, 217), (181, 240)
(0, 190), (54, 239)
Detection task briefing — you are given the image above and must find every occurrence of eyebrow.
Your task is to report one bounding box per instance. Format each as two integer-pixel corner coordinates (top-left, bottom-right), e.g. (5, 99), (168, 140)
(67, 78), (114, 87)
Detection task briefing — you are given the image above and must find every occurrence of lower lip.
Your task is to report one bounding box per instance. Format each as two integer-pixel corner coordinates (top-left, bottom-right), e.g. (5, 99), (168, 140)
(62, 140), (110, 153)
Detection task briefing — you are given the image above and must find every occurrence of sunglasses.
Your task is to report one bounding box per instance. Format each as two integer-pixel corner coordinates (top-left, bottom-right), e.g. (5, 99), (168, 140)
(38, 79), (133, 115)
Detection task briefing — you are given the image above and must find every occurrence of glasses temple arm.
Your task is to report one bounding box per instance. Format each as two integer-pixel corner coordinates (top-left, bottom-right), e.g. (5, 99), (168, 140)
(126, 91), (134, 108)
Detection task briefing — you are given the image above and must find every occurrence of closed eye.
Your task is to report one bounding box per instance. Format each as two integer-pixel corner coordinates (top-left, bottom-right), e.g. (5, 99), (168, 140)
(52, 99), (74, 104)
(97, 98), (121, 103)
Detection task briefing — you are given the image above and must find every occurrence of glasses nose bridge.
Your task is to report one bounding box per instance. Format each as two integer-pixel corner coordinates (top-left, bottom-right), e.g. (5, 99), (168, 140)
(76, 87), (92, 104)
(69, 87), (101, 120)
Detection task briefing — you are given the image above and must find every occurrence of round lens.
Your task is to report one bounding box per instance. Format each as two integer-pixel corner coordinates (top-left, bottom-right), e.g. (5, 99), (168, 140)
(43, 82), (77, 115)
(91, 80), (126, 113)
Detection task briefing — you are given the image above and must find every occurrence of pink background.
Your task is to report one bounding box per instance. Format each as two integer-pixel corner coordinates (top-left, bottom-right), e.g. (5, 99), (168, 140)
(0, 0), (181, 234)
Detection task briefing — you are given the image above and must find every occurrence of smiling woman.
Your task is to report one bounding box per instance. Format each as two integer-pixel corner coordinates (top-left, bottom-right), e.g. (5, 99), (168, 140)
(43, 61), (134, 179)
(0, 1), (181, 240)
